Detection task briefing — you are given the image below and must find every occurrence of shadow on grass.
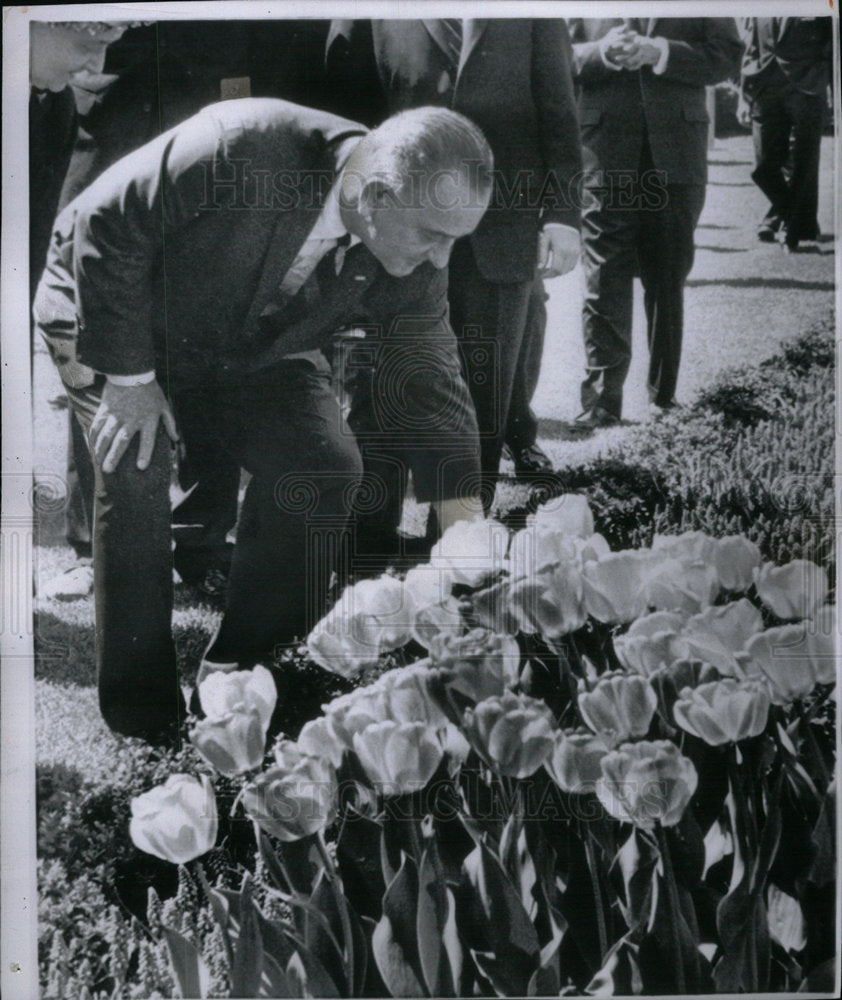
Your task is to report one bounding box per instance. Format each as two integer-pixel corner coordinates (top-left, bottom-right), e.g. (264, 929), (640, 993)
(686, 277), (835, 291)
(35, 610), (214, 687)
(695, 245), (750, 253)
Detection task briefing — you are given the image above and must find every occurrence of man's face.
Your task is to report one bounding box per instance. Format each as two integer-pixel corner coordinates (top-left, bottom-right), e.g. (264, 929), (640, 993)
(30, 24), (118, 92)
(358, 171), (490, 277)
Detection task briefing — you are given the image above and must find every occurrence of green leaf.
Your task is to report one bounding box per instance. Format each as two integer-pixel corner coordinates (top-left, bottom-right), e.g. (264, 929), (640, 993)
(308, 872), (349, 995)
(230, 886), (263, 999)
(461, 839), (541, 994)
(285, 946), (342, 999)
(807, 789), (835, 888)
(416, 847), (457, 997)
(372, 853), (427, 996)
(798, 957), (836, 992)
(162, 926), (210, 1000)
(713, 881), (771, 992)
(259, 952), (295, 999)
(613, 830), (659, 934)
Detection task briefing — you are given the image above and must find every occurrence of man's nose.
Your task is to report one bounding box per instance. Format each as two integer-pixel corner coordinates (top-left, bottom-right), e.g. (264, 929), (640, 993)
(427, 238), (455, 269)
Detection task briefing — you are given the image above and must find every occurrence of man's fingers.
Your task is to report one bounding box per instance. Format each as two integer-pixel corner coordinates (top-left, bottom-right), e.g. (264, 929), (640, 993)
(136, 420), (157, 470)
(92, 414), (119, 465)
(161, 403), (179, 443)
(102, 426), (132, 475)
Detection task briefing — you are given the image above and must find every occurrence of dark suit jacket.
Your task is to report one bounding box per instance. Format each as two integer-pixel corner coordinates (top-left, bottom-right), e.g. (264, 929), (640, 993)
(568, 18), (742, 185)
(739, 17), (833, 99)
(36, 98), (479, 484)
(327, 19), (582, 282)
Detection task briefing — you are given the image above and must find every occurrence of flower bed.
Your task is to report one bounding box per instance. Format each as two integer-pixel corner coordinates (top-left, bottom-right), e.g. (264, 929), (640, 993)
(37, 324), (836, 997)
(126, 504), (836, 997)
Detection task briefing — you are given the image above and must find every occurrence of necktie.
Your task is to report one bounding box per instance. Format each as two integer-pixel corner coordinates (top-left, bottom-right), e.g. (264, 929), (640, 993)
(440, 19), (463, 71)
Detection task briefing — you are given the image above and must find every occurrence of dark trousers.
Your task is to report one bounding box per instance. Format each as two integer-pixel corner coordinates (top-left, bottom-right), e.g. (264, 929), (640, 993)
(65, 362), (361, 738)
(64, 396), (240, 579)
(505, 277), (548, 454)
(580, 163), (706, 417)
(750, 79), (824, 243)
(448, 239), (533, 508)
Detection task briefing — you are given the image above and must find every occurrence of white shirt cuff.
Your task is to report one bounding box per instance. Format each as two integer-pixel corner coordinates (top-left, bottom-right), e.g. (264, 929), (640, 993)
(651, 37), (670, 75)
(105, 371), (156, 386)
(542, 223), (579, 238)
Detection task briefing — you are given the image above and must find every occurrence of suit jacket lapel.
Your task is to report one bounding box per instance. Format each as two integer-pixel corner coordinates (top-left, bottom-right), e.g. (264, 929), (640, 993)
(241, 133), (364, 343)
(457, 20), (488, 79)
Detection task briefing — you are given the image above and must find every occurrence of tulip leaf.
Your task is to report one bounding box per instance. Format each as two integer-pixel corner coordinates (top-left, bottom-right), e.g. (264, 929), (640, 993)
(230, 888), (264, 998)
(372, 853), (428, 996)
(285, 945), (341, 999)
(162, 925), (210, 1000)
(807, 789), (835, 888)
(416, 846), (458, 997)
(614, 830), (659, 933)
(713, 881), (771, 992)
(335, 804), (387, 921)
(584, 934), (642, 997)
(461, 839), (541, 994)
(257, 828), (293, 893)
(259, 951), (296, 999)
(308, 872), (349, 994)
(798, 957), (836, 992)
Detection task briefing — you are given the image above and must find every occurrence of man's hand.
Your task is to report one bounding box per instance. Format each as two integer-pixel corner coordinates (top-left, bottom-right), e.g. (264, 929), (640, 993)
(599, 24), (637, 67)
(615, 34), (662, 71)
(736, 94), (752, 129)
(537, 226), (580, 278)
(90, 379), (179, 474)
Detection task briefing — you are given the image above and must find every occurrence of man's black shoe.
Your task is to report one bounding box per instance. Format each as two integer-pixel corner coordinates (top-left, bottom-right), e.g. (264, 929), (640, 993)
(510, 443), (554, 476)
(565, 406), (620, 436)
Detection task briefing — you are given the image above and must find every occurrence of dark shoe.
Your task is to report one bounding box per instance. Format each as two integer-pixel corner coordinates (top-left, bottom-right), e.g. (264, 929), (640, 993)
(566, 406), (620, 436)
(510, 443), (554, 476)
(757, 216), (783, 243)
(648, 399), (683, 420)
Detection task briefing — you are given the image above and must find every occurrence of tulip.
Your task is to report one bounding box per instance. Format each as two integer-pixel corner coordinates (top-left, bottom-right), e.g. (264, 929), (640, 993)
(352, 720), (444, 794)
(578, 672), (657, 748)
(530, 493), (595, 539)
(402, 562), (456, 610)
(307, 575), (413, 676)
(754, 560), (828, 621)
(427, 629), (521, 702)
(743, 624), (826, 704)
(596, 740), (698, 830)
(322, 686), (386, 751)
(377, 661), (449, 727)
(652, 531), (717, 567)
(509, 524), (578, 577)
(573, 533), (612, 565)
(429, 517), (509, 589)
(685, 599), (763, 665)
(411, 596), (466, 650)
(462, 691), (557, 778)
(581, 550), (655, 623)
(545, 729), (609, 794)
(297, 716), (345, 769)
(130, 774), (218, 864)
(614, 611), (688, 677)
(471, 576), (522, 636)
(712, 536), (762, 592)
(508, 560), (587, 639)
(643, 557), (720, 615)
(198, 664), (277, 735)
(673, 678), (771, 745)
(190, 711), (267, 776)
(805, 605), (837, 685)
(243, 741), (338, 841)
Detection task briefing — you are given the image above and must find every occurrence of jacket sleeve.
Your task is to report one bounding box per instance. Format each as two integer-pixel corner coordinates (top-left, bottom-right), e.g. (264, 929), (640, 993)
(531, 19), (583, 230)
(72, 112), (225, 375)
(350, 264), (481, 503)
(658, 19), (744, 87)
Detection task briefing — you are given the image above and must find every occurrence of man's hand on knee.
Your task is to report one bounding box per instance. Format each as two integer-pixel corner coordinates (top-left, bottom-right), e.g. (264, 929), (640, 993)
(91, 380), (179, 473)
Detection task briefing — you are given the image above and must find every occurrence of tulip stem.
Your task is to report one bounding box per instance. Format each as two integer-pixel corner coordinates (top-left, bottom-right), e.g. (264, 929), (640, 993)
(656, 825), (687, 995)
(797, 702), (831, 791)
(584, 833), (609, 963)
(315, 833), (355, 993)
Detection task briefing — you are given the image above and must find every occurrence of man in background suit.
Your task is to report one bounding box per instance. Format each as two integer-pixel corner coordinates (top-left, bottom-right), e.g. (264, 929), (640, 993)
(326, 19), (582, 544)
(566, 17), (742, 430)
(738, 17), (832, 251)
(34, 100), (491, 741)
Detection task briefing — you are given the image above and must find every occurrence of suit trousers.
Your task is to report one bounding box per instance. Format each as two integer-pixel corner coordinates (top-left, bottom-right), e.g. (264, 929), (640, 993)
(65, 360), (362, 738)
(750, 79), (824, 243)
(580, 165), (706, 417)
(505, 277), (548, 454)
